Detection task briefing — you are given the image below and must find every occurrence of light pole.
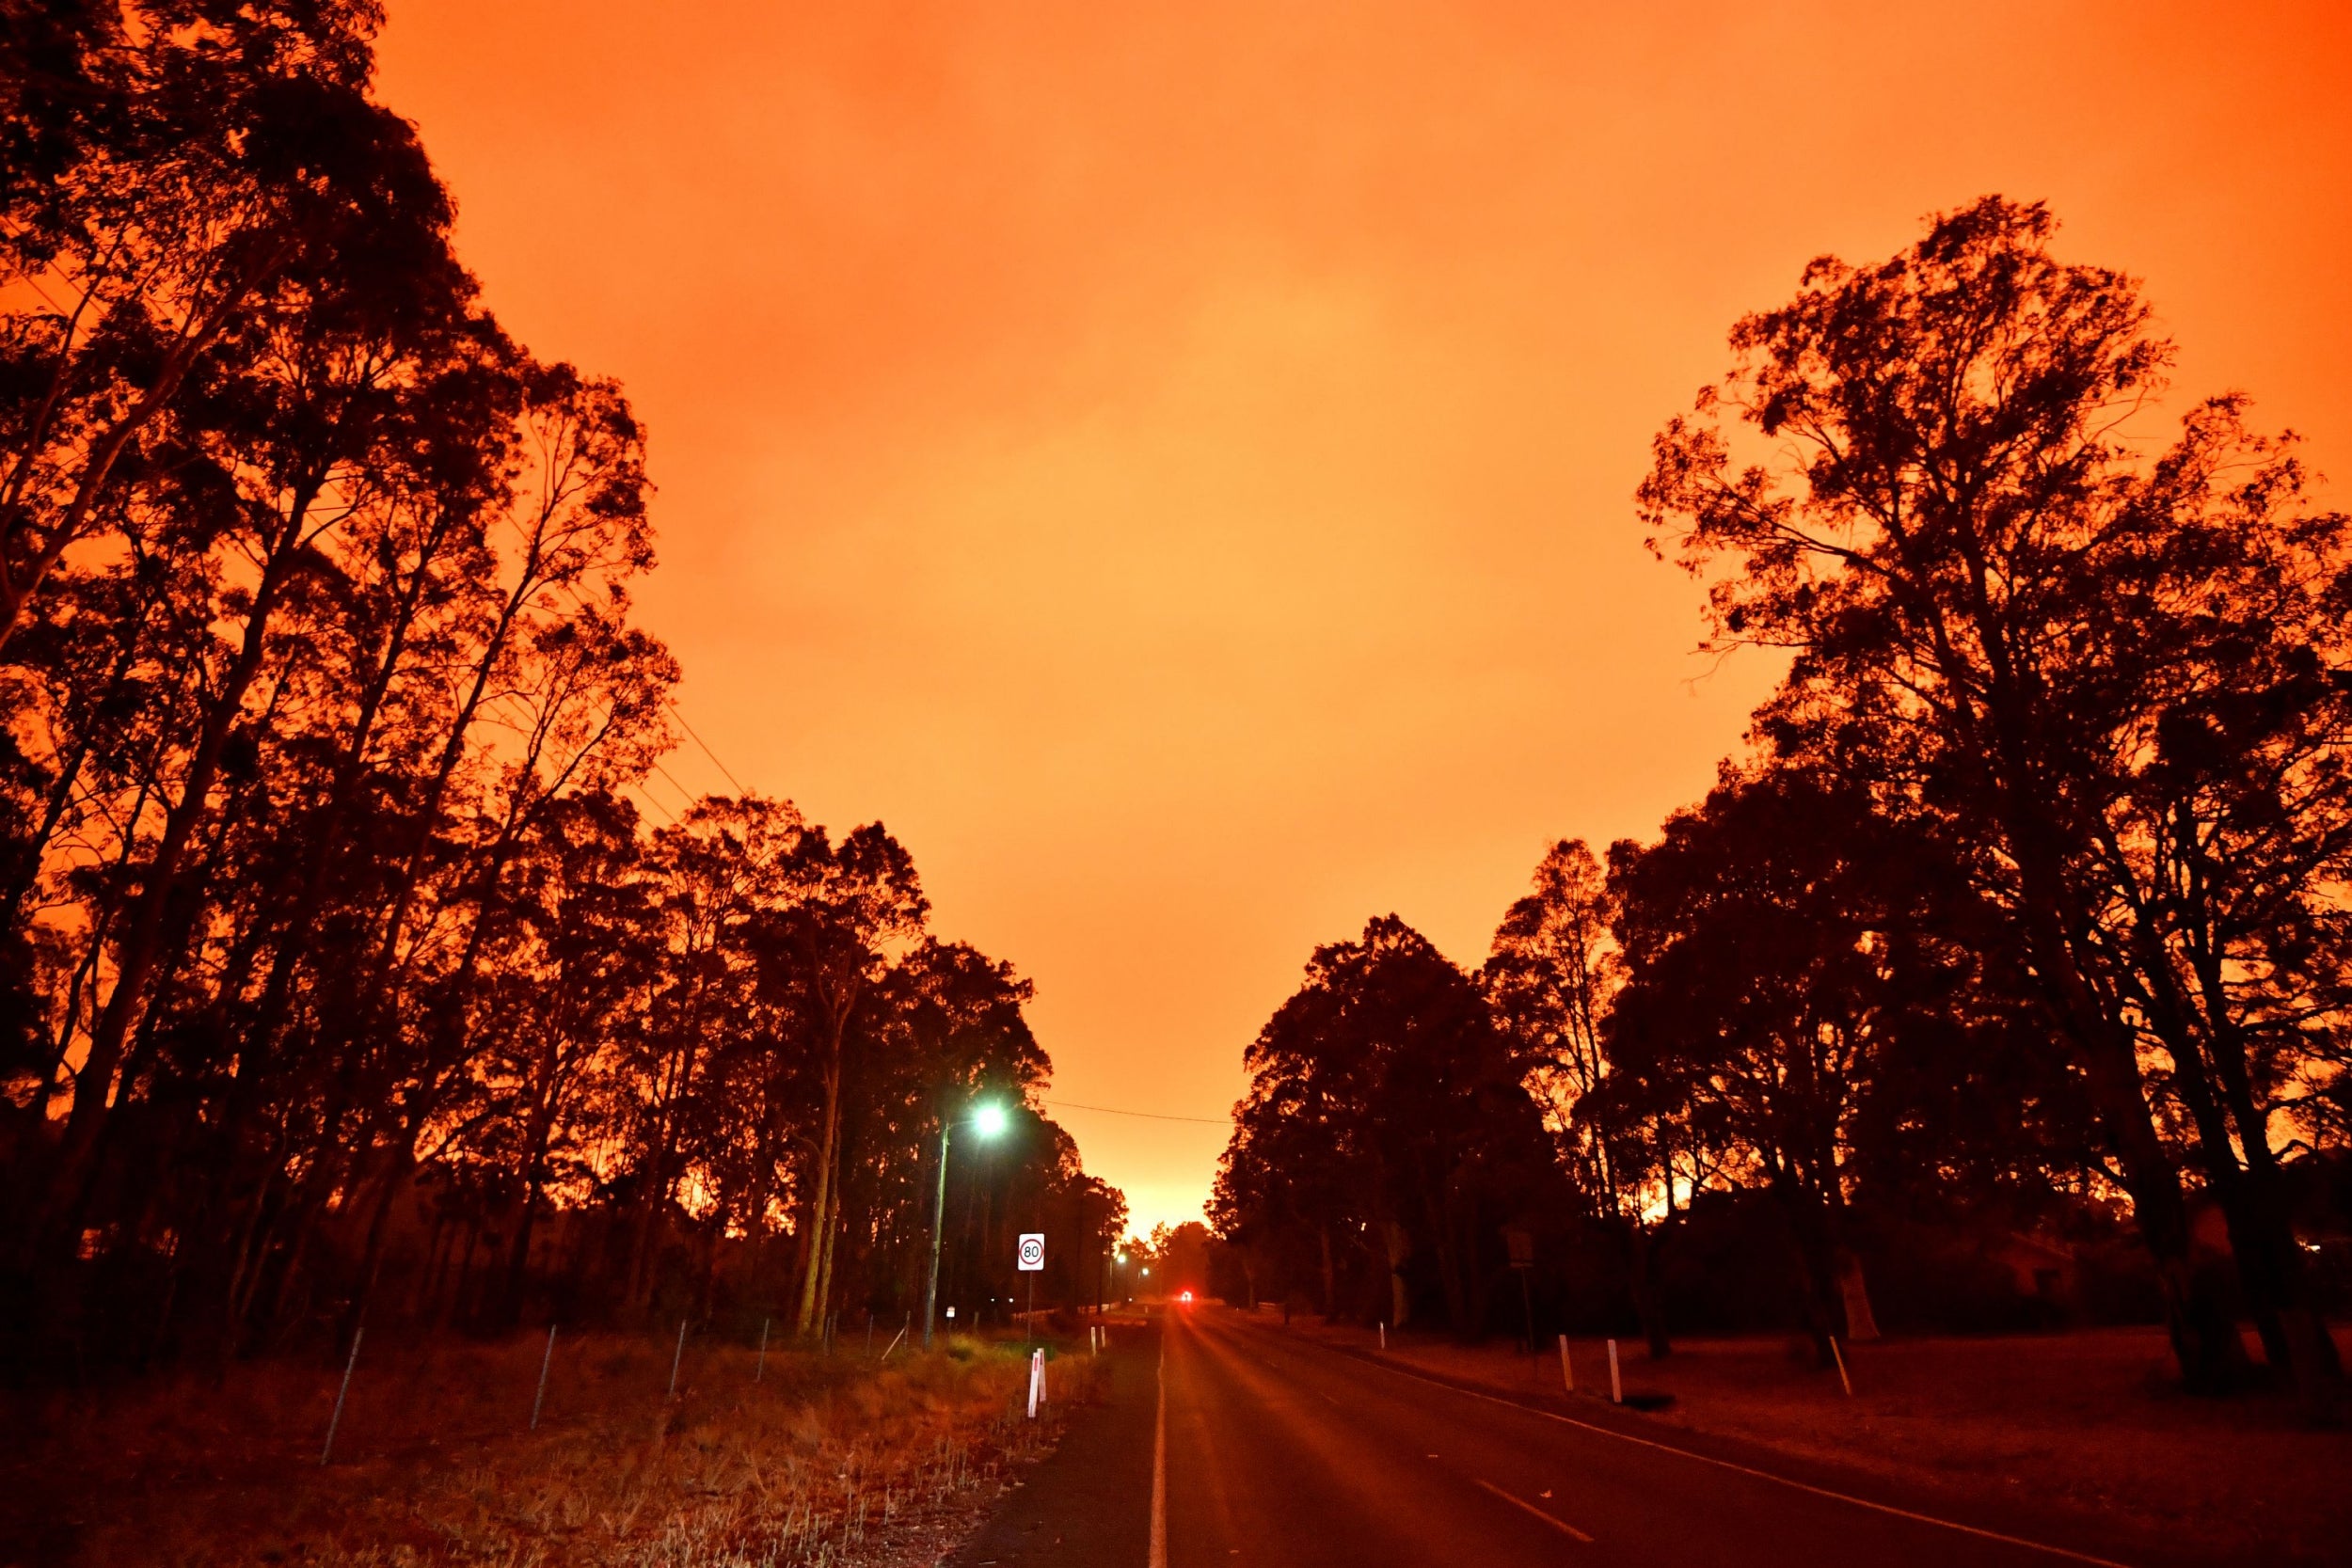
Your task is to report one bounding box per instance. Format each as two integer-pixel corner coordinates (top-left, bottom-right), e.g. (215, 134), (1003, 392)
(924, 1099), (1008, 1349)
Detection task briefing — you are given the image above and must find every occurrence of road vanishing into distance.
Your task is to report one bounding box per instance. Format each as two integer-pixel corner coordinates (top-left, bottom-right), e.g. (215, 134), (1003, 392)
(954, 1306), (2203, 1568)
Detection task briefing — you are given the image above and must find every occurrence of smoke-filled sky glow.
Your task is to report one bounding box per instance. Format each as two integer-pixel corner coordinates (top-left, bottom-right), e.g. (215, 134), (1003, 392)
(374, 0), (2351, 1234)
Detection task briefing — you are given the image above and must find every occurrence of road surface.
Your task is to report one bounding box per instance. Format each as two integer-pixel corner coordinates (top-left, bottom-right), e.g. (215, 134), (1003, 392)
(955, 1306), (2194, 1568)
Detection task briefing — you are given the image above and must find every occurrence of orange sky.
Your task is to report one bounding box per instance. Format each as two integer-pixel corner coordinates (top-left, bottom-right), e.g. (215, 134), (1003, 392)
(373, 0), (2352, 1234)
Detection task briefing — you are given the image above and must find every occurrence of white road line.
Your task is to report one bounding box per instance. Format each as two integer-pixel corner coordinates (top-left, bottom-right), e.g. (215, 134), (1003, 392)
(1322, 1338), (2137, 1568)
(1149, 1323), (1168, 1568)
(1472, 1478), (1595, 1544)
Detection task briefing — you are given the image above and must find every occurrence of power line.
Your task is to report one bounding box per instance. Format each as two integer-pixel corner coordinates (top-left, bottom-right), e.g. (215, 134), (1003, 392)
(539, 573), (755, 803)
(646, 754), (701, 816)
(667, 701), (749, 796)
(1046, 1099), (1232, 1126)
(628, 782), (679, 828)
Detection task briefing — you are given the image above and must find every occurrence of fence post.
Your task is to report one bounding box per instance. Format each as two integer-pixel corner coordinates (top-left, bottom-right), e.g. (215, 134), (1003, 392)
(1607, 1338), (1622, 1404)
(667, 1319), (688, 1401)
(531, 1323), (557, 1431)
(320, 1326), (363, 1465)
(1558, 1333), (1573, 1394)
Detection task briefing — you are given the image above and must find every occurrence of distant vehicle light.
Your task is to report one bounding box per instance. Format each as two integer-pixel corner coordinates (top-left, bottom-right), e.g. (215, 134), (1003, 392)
(1180, 1290), (1194, 1303)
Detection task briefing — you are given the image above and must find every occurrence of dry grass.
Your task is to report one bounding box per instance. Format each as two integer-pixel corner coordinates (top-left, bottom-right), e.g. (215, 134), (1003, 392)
(2, 1329), (1104, 1568)
(1265, 1310), (2352, 1564)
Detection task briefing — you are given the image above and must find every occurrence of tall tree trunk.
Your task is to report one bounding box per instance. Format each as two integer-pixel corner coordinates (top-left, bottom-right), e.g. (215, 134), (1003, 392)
(1626, 1222), (1671, 1359)
(37, 478), (326, 1243)
(230, 499), (459, 1125)
(500, 1087), (560, 1329)
(2176, 925), (2344, 1416)
(794, 1044), (845, 1335)
(812, 1156), (841, 1329)
(2007, 844), (2246, 1390)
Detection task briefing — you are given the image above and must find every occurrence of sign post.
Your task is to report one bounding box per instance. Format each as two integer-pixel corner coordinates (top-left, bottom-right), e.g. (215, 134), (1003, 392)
(1018, 1232), (1044, 1348)
(1504, 1227), (1535, 1354)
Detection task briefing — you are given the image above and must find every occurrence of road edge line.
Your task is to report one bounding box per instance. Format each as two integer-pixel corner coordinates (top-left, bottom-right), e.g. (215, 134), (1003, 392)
(1471, 1477), (1594, 1543)
(1148, 1320), (1167, 1568)
(1292, 1329), (2137, 1568)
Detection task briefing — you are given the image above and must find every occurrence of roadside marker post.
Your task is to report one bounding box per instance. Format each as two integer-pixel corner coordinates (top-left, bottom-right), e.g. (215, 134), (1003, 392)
(1558, 1333), (1573, 1394)
(1830, 1335), (1853, 1398)
(1026, 1349), (1044, 1418)
(1607, 1338), (1622, 1404)
(319, 1325), (363, 1465)
(1378, 1322), (1386, 1351)
(755, 1317), (770, 1382)
(667, 1319), (687, 1401)
(531, 1324), (556, 1430)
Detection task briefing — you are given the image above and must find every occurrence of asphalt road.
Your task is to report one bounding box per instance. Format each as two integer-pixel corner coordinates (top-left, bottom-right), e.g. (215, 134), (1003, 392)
(955, 1307), (2177, 1568)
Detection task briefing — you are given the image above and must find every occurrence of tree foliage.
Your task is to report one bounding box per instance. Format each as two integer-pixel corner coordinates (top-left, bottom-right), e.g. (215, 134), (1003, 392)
(1214, 915), (1558, 1333)
(1218, 200), (2348, 1411)
(0, 2), (1120, 1371)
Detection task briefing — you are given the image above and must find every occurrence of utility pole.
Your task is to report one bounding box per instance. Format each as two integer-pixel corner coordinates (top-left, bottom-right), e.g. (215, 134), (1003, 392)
(925, 1100), (1009, 1349)
(922, 1119), (953, 1350)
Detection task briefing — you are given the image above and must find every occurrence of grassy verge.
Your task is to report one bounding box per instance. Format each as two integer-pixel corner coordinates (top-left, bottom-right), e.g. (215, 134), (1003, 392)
(3, 1328), (1101, 1566)
(1260, 1308), (2351, 1564)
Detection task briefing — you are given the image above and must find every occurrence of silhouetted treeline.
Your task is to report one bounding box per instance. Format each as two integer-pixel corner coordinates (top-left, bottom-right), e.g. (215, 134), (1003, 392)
(0, 1), (1121, 1376)
(1216, 198), (2349, 1416)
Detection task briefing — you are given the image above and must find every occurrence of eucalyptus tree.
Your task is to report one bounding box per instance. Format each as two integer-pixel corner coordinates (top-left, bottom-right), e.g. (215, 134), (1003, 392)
(1485, 837), (1709, 1356)
(28, 177), (480, 1256)
(1217, 915), (1554, 1332)
(0, 1), (454, 647)
(1639, 195), (2349, 1399)
(749, 823), (928, 1335)
(618, 793), (805, 1311)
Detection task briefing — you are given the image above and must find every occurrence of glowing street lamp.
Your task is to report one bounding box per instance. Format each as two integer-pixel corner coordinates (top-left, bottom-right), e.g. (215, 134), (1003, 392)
(923, 1099), (1009, 1349)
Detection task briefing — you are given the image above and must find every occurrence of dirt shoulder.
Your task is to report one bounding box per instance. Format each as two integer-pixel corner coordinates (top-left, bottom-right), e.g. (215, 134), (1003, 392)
(1258, 1309), (2351, 1566)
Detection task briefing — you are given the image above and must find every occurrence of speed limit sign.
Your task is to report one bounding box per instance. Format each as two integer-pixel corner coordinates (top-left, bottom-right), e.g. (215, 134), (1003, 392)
(1017, 1233), (1045, 1272)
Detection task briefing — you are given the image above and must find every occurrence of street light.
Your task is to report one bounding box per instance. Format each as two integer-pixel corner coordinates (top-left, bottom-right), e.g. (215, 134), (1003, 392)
(924, 1098), (1009, 1349)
